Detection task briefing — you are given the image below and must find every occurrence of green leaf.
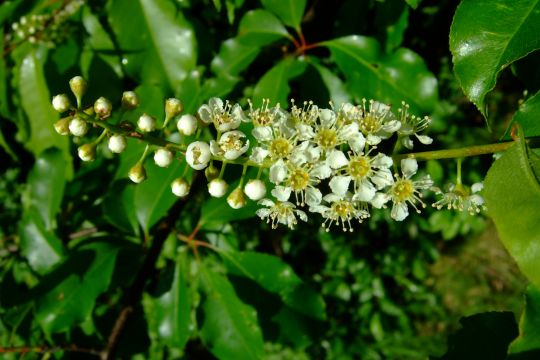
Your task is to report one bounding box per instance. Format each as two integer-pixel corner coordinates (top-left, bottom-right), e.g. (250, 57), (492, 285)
(260, 0), (307, 30)
(311, 62), (351, 105)
(211, 37), (261, 77)
(107, 0), (196, 92)
(220, 251), (326, 320)
(145, 250), (191, 349)
(513, 50), (540, 94)
(450, 0), (540, 117)
(19, 207), (64, 275)
(404, 0), (421, 8)
(509, 285), (540, 357)
(34, 239), (121, 335)
(509, 91), (540, 138)
(134, 160), (183, 233)
(484, 138), (540, 289)
(237, 9), (291, 46)
(200, 270), (264, 360)
(18, 48), (70, 158)
(252, 57), (307, 107)
(23, 148), (66, 230)
(324, 35), (438, 113)
(102, 180), (139, 235)
(375, 0), (409, 52)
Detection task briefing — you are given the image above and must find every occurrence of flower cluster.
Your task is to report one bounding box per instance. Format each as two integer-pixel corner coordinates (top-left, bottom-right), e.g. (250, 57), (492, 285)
(51, 76), (486, 232)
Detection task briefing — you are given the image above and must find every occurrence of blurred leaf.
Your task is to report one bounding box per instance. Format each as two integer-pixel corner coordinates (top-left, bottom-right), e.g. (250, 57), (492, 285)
(450, 0), (540, 118)
(434, 312), (517, 360)
(513, 50), (540, 94)
(252, 57), (307, 107)
(102, 180), (139, 235)
(325, 35), (438, 113)
(24, 147), (66, 230)
(135, 160), (183, 233)
(484, 138), (540, 289)
(509, 285), (540, 357)
(404, 0), (421, 8)
(107, 0), (196, 92)
(19, 207), (64, 275)
(260, 0), (307, 30)
(211, 37), (261, 77)
(237, 9), (291, 46)
(34, 239), (121, 335)
(220, 251), (326, 320)
(311, 62), (351, 105)
(272, 306), (322, 349)
(507, 92), (540, 138)
(200, 270), (264, 360)
(18, 47), (70, 158)
(375, 0), (409, 52)
(145, 250), (191, 349)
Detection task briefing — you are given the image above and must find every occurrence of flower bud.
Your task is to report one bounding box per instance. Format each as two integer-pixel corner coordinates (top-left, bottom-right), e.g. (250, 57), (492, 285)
(244, 179), (266, 201)
(128, 163), (146, 183)
(205, 162), (219, 181)
(208, 178), (228, 198)
(94, 97), (112, 118)
(227, 187), (246, 209)
(108, 135), (127, 153)
(138, 113), (156, 132)
(78, 143), (96, 162)
(165, 98), (183, 119)
(69, 76), (87, 102)
(154, 148), (174, 167)
(171, 178), (190, 197)
(52, 94), (71, 113)
(177, 114), (197, 136)
(69, 117), (88, 136)
(186, 141), (211, 170)
(121, 91), (139, 109)
(54, 117), (71, 135)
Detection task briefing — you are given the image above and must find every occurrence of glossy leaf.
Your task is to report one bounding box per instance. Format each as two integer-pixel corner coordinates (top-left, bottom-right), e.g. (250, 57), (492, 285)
(211, 37), (261, 77)
(509, 92), (540, 138)
(102, 180), (139, 235)
(107, 0), (196, 92)
(19, 207), (64, 275)
(35, 240), (121, 335)
(260, 0), (307, 30)
(145, 250), (191, 349)
(311, 62), (351, 105)
(18, 48), (70, 158)
(509, 285), (540, 356)
(134, 160), (183, 233)
(325, 35), (438, 113)
(450, 0), (540, 117)
(252, 57), (307, 107)
(484, 138), (540, 289)
(200, 270), (264, 360)
(237, 9), (291, 46)
(221, 251), (326, 320)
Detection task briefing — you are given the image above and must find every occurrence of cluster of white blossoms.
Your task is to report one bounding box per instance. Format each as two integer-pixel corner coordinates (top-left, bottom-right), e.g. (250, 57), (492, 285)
(51, 76), (486, 232)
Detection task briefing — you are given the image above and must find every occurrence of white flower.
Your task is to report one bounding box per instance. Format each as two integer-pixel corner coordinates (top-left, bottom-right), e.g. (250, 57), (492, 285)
(249, 147), (269, 164)
(177, 114), (198, 136)
(108, 135), (127, 153)
(358, 99), (401, 145)
(256, 188), (307, 229)
(282, 163), (322, 206)
(138, 113), (156, 132)
(197, 97), (245, 132)
(154, 148), (174, 167)
(210, 130), (249, 160)
(94, 97), (112, 118)
(396, 102), (432, 149)
(311, 107), (360, 153)
(388, 159), (433, 221)
(171, 178), (190, 197)
(247, 99), (286, 127)
(252, 126), (297, 161)
(310, 192), (369, 232)
(208, 178), (228, 197)
(69, 117), (88, 136)
(52, 94), (71, 112)
(432, 181), (486, 214)
(244, 179), (266, 201)
(186, 141), (211, 170)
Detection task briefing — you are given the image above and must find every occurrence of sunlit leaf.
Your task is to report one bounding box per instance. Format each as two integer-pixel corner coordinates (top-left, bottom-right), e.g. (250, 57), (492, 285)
(237, 9), (291, 46)
(450, 0), (540, 117)
(509, 285), (540, 357)
(507, 91), (540, 138)
(260, 0), (307, 30)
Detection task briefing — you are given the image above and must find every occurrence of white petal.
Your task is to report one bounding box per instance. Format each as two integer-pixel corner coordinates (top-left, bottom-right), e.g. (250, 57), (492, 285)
(401, 158), (418, 178)
(311, 163), (332, 180)
(383, 120), (401, 133)
(256, 208), (271, 219)
(197, 104), (213, 123)
(339, 123), (359, 140)
(366, 134), (382, 145)
(329, 176), (351, 197)
(305, 187), (322, 206)
(401, 136), (414, 150)
(258, 199), (275, 207)
(270, 160), (287, 184)
(327, 150), (349, 169)
(416, 134), (433, 145)
(471, 182), (483, 193)
(371, 168), (394, 189)
(391, 202), (409, 221)
(296, 124), (314, 140)
(209, 140), (220, 156)
(469, 194), (484, 206)
(250, 147), (269, 164)
(252, 126), (273, 141)
(372, 154), (393, 168)
(232, 103), (248, 122)
(348, 133), (366, 153)
(296, 209), (308, 222)
(353, 180), (376, 202)
(208, 97), (223, 111)
(371, 193), (390, 208)
(272, 186), (291, 202)
(319, 108), (336, 127)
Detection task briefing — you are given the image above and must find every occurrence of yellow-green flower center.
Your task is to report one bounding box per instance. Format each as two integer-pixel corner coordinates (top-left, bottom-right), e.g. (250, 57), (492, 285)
(348, 156), (370, 179)
(288, 168), (310, 191)
(315, 128), (338, 149)
(392, 179), (414, 202)
(359, 114), (380, 134)
(269, 138), (292, 159)
(331, 200), (354, 218)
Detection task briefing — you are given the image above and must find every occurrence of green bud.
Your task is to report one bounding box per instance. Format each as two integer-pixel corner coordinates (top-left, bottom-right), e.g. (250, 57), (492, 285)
(77, 143), (96, 162)
(205, 162), (220, 181)
(69, 76), (87, 105)
(165, 98), (183, 120)
(128, 163), (147, 183)
(227, 187), (246, 209)
(54, 117), (71, 135)
(122, 91), (140, 110)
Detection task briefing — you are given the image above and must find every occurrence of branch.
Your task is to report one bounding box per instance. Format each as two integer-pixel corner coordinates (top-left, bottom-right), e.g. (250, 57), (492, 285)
(0, 344), (101, 357)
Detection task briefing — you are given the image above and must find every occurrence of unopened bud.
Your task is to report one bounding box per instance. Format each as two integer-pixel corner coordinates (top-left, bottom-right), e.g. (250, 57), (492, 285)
(69, 117), (88, 136)
(171, 178), (190, 197)
(121, 91), (139, 109)
(77, 144), (96, 162)
(108, 135), (127, 153)
(94, 97), (112, 118)
(186, 141), (211, 170)
(208, 178), (228, 198)
(52, 94), (71, 113)
(177, 114), (197, 136)
(244, 179), (266, 201)
(227, 187), (246, 209)
(69, 76), (87, 103)
(165, 98), (183, 119)
(128, 163), (147, 183)
(154, 148), (174, 167)
(54, 117), (71, 135)
(205, 163), (219, 181)
(138, 113), (156, 132)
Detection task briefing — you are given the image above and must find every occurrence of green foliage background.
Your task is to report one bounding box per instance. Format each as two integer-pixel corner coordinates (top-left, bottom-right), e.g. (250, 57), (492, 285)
(0, 0), (539, 359)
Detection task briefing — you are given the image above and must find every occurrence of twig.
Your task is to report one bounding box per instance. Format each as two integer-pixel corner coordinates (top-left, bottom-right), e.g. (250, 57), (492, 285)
(0, 344), (101, 357)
